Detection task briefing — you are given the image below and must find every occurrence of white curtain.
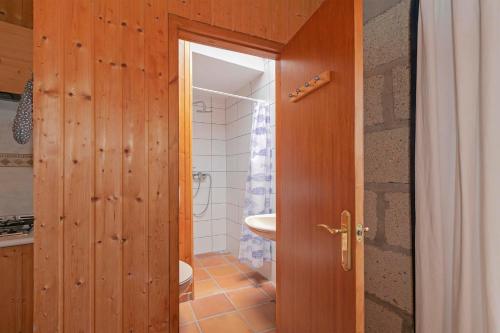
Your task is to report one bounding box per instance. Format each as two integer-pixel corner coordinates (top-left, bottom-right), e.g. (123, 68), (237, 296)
(416, 1), (500, 333)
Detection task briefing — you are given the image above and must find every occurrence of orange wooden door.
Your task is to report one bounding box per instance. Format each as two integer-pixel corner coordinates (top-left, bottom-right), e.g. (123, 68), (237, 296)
(276, 0), (364, 332)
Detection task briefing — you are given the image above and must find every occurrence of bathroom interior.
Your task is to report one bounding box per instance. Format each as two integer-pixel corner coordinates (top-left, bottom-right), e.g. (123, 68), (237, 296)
(178, 42), (277, 333)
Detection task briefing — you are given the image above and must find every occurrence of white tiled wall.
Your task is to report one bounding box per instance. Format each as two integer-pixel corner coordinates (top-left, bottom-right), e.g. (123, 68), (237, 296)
(192, 92), (228, 254)
(225, 59), (277, 282)
(191, 57), (277, 282)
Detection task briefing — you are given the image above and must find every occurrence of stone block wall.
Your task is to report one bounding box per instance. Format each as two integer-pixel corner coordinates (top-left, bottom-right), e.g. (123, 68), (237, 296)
(363, 0), (417, 332)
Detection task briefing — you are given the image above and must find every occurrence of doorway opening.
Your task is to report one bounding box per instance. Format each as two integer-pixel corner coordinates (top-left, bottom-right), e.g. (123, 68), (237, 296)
(178, 41), (277, 333)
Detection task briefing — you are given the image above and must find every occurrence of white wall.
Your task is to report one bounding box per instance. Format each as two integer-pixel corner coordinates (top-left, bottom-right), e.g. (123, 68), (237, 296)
(225, 59), (276, 282)
(0, 100), (33, 216)
(192, 92), (228, 254)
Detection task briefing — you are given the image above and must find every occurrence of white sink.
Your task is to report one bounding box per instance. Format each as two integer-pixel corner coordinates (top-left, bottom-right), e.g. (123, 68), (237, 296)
(244, 214), (276, 241)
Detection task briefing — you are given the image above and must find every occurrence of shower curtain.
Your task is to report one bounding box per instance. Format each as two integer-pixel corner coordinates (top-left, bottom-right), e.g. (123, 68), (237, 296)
(238, 102), (272, 268)
(416, 1), (500, 332)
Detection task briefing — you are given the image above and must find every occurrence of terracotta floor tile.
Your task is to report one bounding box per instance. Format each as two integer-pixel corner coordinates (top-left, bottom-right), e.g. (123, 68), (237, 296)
(185, 252), (273, 332)
(180, 302), (195, 324)
(194, 268), (211, 281)
(195, 252), (219, 258)
(206, 264), (239, 277)
(191, 294), (235, 319)
(214, 273), (255, 290)
(259, 282), (276, 300)
(179, 322), (200, 333)
(224, 254), (239, 262)
(227, 287), (272, 309)
(234, 262), (254, 273)
(239, 303), (276, 332)
(194, 279), (221, 298)
(199, 255), (228, 267)
(198, 312), (252, 333)
(193, 258), (203, 268)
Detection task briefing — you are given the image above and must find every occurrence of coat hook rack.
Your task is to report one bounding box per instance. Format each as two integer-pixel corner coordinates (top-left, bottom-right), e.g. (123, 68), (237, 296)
(288, 70), (332, 103)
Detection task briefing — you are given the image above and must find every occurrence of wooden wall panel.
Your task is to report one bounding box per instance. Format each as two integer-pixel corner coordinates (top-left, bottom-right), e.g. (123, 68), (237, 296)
(0, 21), (32, 94)
(33, 0), (323, 332)
(211, 0), (232, 30)
(62, 0), (94, 330)
(146, 0), (170, 331)
(166, 0), (324, 43)
(0, 246), (23, 333)
(122, 1), (149, 331)
(0, 0), (33, 28)
(94, 0), (124, 331)
(33, 0), (64, 330)
(0, 245), (33, 333)
(21, 245), (34, 333)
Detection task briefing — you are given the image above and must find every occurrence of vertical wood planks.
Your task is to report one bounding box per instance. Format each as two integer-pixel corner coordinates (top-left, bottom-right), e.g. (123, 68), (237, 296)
(21, 245), (34, 333)
(33, 0), (64, 330)
(94, 0), (124, 331)
(211, 0), (232, 30)
(32, 1), (329, 332)
(167, 0), (191, 18)
(231, 0), (252, 37)
(0, 245), (34, 332)
(122, 0), (149, 332)
(0, 246), (23, 333)
(0, 0), (33, 28)
(146, 0), (170, 331)
(268, 0), (289, 43)
(21, 0), (33, 28)
(62, 0), (94, 330)
(165, 0), (325, 43)
(191, 0), (211, 24)
(0, 21), (33, 94)
(249, 0), (270, 40)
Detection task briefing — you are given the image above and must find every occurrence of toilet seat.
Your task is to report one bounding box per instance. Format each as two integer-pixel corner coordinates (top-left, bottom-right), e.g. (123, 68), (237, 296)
(179, 260), (193, 292)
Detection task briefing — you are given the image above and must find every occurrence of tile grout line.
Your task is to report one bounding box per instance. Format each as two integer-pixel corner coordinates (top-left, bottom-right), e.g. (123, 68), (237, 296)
(187, 254), (276, 332)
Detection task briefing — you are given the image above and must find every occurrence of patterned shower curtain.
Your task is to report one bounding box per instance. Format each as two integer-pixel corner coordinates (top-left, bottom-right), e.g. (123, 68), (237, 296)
(238, 102), (273, 268)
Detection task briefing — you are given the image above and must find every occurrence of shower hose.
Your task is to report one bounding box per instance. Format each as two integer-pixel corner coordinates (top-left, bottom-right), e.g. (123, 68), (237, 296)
(193, 172), (212, 217)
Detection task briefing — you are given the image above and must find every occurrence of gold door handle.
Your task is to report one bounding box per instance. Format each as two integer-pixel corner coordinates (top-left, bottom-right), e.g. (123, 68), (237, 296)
(316, 224), (347, 235)
(316, 211), (352, 271)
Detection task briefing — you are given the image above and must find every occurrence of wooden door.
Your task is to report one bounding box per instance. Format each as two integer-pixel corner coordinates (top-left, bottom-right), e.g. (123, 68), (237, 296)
(276, 0), (364, 332)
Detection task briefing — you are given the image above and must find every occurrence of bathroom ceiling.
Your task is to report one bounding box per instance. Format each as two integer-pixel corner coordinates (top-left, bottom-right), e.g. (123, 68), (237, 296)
(192, 49), (265, 95)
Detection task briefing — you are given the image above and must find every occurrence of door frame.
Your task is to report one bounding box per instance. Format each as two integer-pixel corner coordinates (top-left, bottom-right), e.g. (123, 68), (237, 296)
(168, 14), (284, 329)
(168, 6), (364, 330)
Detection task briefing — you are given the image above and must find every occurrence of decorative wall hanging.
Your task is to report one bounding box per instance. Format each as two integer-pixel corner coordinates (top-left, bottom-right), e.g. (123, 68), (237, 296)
(12, 78), (33, 144)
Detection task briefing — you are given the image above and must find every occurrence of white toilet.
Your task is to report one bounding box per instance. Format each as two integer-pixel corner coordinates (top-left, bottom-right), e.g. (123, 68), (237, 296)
(179, 260), (193, 295)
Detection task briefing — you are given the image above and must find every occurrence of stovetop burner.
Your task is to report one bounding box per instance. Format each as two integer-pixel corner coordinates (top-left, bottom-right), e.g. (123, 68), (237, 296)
(0, 215), (34, 237)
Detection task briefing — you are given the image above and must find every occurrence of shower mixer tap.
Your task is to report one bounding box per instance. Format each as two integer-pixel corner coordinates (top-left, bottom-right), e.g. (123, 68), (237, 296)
(192, 171), (208, 182)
